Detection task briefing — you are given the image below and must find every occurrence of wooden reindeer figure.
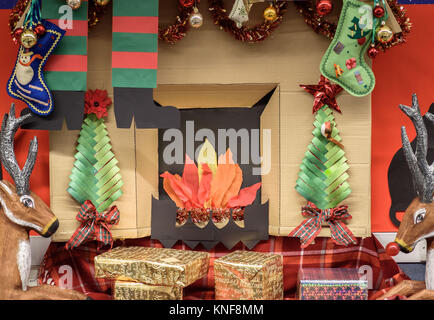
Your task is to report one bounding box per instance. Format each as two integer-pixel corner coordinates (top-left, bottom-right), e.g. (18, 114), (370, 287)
(0, 104), (87, 300)
(379, 94), (434, 300)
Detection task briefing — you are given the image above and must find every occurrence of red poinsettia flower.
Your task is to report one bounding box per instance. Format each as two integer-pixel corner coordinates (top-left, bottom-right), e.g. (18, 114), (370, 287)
(84, 89), (112, 119)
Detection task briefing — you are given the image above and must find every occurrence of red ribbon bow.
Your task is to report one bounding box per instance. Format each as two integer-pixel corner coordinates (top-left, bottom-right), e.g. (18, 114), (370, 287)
(65, 200), (120, 250)
(289, 202), (357, 248)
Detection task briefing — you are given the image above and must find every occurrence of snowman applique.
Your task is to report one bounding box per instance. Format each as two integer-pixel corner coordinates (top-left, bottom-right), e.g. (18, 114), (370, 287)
(16, 50), (42, 86)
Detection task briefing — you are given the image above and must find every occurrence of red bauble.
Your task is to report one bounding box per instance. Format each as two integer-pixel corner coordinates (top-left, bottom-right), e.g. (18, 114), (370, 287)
(179, 0), (194, 8)
(316, 0), (332, 16)
(373, 5), (385, 18)
(367, 46), (379, 59)
(386, 242), (400, 257)
(13, 27), (23, 43)
(34, 24), (46, 36)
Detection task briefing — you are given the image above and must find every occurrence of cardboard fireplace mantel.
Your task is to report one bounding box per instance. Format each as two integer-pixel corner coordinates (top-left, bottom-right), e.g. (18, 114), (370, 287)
(49, 1), (371, 242)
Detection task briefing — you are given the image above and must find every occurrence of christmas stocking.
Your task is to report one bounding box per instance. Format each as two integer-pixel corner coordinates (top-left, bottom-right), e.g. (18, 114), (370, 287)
(320, 0), (375, 97)
(7, 20), (65, 116)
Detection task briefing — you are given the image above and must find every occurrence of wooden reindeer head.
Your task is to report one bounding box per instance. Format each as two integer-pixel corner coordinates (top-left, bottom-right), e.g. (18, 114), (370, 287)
(0, 104), (58, 237)
(389, 94), (434, 254)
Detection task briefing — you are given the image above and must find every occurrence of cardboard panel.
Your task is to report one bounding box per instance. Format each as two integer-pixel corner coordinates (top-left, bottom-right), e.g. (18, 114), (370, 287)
(49, 0), (371, 241)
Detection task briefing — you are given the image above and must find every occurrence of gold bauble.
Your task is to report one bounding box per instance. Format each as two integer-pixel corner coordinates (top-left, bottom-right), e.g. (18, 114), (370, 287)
(95, 0), (110, 6)
(20, 29), (37, 49)
(376, 23), (393, 43)
(189, 8), (203, 28)
(66, 0), (82, 10)
(263, 5), (277, 22)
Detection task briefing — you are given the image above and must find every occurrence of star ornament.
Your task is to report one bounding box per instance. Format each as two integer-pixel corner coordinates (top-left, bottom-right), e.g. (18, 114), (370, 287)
(300, 75), (343, 114)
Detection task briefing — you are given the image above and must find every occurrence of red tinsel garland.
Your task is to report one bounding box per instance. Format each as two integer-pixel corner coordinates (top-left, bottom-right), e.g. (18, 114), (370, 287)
(208, 0), (288, 43)
(159, 3), (196, 44)
(9, 0), (30, 42)
(294, 0), (412, 55)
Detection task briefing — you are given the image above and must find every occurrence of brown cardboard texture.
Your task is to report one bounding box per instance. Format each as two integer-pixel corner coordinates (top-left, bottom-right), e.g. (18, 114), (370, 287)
(49, 1), (371, 242)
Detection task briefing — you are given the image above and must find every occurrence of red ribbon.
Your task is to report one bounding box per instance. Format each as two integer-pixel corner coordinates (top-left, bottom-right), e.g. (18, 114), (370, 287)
(65, 200), (120, 250)
(289, 201), (357, 248)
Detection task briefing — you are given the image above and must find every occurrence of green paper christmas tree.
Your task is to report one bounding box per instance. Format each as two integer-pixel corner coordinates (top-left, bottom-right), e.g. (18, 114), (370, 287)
(67, 90), (123, 213)
(295, 105), (351, 209)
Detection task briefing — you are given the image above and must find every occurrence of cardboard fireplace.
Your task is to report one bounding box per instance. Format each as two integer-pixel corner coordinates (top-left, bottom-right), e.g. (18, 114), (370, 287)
(47, 0), (371, 246)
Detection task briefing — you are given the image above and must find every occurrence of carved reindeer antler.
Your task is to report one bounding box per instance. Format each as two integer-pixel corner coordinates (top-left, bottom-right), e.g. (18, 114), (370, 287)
(400, 93), (434, 203)
(0, 104), (37, 196)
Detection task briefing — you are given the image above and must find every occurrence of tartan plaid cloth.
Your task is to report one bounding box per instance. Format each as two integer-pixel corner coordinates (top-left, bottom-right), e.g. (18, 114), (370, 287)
(38, 235), (409, 300)
(289, 202), (357, 248)
(64, 201), (120, 251)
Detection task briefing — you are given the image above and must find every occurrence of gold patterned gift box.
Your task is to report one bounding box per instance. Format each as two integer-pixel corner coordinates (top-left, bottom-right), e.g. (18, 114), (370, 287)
(94, 246), (210, 287)
(113, 281), (183, 300)
(214, 250), (283, 300)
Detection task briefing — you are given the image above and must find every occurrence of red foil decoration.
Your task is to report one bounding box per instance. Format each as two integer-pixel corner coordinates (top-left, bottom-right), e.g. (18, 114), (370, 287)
(316, 0), (332, 16)
(300, 75), (343, 114)
(179, 0), (195, 7)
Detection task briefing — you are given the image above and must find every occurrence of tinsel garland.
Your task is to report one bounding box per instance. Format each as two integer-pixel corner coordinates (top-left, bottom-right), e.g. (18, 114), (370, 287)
(9, 0), (30, 42)
(208, 0), (288, 43)
(294, 0), (412, 54)
(159, 3), (195, 44)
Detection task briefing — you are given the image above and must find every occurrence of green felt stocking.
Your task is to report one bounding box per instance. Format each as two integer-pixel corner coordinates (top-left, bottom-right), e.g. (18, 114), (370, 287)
(320, 0), (375, 97)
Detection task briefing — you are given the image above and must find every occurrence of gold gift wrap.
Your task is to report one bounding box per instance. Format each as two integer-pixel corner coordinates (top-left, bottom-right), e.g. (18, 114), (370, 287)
(113, 281), (183, 300)
(214, 250), (283, 300)
(94, 246), (210, 287)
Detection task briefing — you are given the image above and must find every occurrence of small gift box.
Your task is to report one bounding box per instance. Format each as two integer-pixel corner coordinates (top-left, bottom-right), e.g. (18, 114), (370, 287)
(113, 281), (183, 300)
(298, 268), (368, 300)
(214, 250), (283, 300)
(94, 246), (210, 287)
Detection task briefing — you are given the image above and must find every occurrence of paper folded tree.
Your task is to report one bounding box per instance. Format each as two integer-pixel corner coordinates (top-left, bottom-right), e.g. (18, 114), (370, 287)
(160, 140), (261, 229)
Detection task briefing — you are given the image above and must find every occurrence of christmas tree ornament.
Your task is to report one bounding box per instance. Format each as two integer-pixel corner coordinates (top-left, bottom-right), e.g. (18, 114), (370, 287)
(7, 0), (65, 116)
(12, 27), (24, 44)
(229, 0), (251, 28)
(66, 89), (123, 250)
(189, 7), (203, 28)
(95, 0), (111, 6)
(373, 5), (385, 18)
(180, 0), (195, 7)
(66, 0), (81, 10)
(20, 28), (37, 48)
(34, 23), (45, 36)
(263, 4), (277, 22)
(320, 0), (375, 97)
(367, 44), (379, 58)
(290, 80), (356, 248)
(376, 21), (394, 43)
(316, 0), (332, 16)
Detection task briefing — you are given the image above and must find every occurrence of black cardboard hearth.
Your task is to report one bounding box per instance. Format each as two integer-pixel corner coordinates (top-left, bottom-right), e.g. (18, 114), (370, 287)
(388, 103), (434, 227)
(19, 91), (85, 130)
(113, 87), (180, 129)
(151, 89), (275, 250)
(151, 198), (269, 250)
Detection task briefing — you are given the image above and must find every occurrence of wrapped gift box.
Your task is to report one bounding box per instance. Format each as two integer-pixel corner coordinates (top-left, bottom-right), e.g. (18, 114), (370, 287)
(298, 268), (368, 300)
(94, 246), (210, 287)
(214, 250), (283, 300)
(113, 281), (183, 300)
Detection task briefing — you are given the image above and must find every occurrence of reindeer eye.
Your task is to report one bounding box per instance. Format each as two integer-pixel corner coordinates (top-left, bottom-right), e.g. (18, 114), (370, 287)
(20, 195), (34, 208)
(414, 208), (426, 224)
